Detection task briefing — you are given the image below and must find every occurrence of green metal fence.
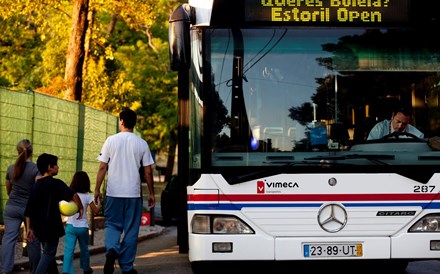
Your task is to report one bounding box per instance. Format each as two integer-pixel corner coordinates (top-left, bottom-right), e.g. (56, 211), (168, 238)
(0, 88), (118, 224)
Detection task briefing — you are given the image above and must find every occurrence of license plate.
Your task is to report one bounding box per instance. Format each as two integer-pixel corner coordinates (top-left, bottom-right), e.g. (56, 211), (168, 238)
(303, 243), (363, 257)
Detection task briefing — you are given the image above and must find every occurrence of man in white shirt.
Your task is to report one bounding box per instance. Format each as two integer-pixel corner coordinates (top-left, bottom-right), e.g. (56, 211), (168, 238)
(367, 105), (424, 140)
(95, 108), (155, 274)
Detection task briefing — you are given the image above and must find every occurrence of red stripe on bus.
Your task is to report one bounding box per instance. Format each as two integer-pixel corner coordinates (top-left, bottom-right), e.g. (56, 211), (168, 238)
(187, 193), (440, 202)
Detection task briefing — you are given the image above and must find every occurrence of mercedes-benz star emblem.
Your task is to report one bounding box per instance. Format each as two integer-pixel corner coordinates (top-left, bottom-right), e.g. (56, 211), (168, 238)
(317, 203), (348, 233)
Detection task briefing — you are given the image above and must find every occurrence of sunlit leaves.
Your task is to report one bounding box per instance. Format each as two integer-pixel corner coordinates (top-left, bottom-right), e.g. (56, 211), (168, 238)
(0, 0), (181, 154)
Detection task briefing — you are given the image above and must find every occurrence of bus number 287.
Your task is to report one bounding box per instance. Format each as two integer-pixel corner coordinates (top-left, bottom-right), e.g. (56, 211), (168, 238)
(414, 185), (435, 193)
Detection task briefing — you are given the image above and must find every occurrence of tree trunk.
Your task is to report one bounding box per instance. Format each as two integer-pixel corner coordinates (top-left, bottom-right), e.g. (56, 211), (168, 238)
(83, 8), (94, 77)
(64, 0), (89, 101)
(107, 14), (118, 37)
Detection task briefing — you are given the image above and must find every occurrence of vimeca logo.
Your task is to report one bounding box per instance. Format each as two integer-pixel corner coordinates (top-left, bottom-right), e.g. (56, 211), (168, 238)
(257, 181), (265, 193)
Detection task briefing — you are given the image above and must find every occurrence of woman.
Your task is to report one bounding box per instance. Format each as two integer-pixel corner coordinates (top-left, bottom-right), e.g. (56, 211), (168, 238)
(2, 139), (41, 274)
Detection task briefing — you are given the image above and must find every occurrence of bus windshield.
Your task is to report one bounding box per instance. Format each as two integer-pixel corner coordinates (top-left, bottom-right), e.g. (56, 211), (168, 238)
(201, 28), (440, 168)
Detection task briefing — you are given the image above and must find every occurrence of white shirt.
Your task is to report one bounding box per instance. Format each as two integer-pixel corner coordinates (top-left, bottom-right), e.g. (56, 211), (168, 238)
(97, 131), (154, 198)
(367, 119), (424, 140)
(67, 192), (94, 228)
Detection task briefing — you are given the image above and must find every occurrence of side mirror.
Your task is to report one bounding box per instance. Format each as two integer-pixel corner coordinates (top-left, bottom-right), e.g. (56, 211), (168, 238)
(169, 4), (195, 71)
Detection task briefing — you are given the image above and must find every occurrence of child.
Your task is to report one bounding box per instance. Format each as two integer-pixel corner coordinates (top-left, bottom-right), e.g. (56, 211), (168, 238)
(62, 171), (101, 274)
(25, 153), (84, 274)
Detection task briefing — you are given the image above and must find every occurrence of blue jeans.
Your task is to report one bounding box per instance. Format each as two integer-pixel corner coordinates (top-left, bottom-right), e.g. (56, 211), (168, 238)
(34, 239), (59, 274)
(1, 204), (41, 274)
(104, 196), (142, 272)
(62, 224), (90, 274)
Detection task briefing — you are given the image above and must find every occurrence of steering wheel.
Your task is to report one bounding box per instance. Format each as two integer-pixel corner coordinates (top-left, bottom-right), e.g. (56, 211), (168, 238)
(379, 131), (421, 140)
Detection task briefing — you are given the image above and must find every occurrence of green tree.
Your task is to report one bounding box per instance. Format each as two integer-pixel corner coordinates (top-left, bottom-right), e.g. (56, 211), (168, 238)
(0, 0), (181, 178)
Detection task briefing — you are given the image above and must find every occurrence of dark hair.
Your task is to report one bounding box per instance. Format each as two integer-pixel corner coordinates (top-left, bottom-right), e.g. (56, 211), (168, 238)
(70, 171), (91, 193)
(119, 108), (137, 129)
(393, 104), (412, 117)
(36, 153), (58, 174)
(13, 139), (33, 180)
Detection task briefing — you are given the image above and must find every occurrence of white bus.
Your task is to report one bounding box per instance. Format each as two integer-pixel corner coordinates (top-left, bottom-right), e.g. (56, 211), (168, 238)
(168, 0), (440, 272)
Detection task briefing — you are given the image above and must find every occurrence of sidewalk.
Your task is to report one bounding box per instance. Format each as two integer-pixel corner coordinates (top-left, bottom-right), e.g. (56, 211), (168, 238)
(3, 181), (167, 272)
(12, 223), (165, 271)
(7, 203), (165, 272)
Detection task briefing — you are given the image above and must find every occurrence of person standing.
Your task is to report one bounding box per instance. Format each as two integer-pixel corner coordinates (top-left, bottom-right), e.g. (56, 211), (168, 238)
(94, 108), (155, 274)
(1, 139), (42, 274)
(25, 153), (84, 274)
(62, 171), (101, 274)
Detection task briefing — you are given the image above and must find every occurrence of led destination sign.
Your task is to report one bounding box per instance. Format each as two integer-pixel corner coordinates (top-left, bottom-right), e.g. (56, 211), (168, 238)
(245, 0), (409, 24)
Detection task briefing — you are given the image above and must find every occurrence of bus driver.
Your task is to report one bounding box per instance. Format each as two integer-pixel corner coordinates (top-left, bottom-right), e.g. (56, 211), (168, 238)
(367, 105), (424, 140)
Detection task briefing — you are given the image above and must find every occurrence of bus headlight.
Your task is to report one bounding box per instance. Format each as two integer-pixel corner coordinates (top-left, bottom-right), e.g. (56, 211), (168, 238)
(191, 214), (254, 234)
(409, 214), (440, 232)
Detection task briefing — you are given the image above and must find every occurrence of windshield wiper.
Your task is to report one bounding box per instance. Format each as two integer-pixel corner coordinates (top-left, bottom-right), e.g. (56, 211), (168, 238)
(304, 154), (394, 165)
(227, 160), (353, 184)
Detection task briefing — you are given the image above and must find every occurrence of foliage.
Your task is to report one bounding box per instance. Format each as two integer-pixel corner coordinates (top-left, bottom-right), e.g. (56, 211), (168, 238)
(0, 17), (43, 89)
(0, 0), (182, 156)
